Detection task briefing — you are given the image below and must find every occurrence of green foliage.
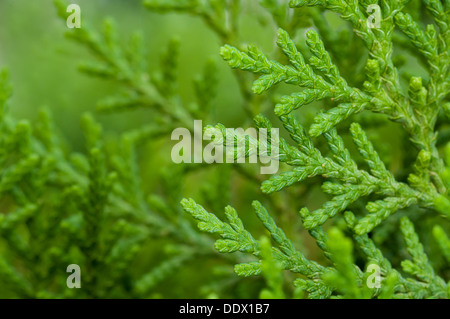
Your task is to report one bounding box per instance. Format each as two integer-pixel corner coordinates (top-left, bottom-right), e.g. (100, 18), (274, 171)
(0, 65), (209, 297)
(178, 0), (450, 298)
(0, 0), (251, 298)
(0, 0), (448, 299)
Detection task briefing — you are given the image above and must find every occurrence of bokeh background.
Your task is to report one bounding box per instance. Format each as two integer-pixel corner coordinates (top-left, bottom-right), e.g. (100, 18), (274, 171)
(0, 0), (296, 298)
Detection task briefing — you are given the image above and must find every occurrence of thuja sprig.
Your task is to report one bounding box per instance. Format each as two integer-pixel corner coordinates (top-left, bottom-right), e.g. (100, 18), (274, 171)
(179, 0), (450, 299)
(211, 111), (439, 234)
(221, 28), (386, 137)
(399, 217), (447, 298)
(344, 211), (447, 299)
(222, 0), (450, 190)
(182, 199), (331, 288)
(182, 198), (449, 298)
(291, 0), (449, 190)
(215, 0), (450, 222)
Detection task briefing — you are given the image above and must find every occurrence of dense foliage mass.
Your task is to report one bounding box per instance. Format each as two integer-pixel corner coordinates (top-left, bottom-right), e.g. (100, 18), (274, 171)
(0, 0), (448, 298)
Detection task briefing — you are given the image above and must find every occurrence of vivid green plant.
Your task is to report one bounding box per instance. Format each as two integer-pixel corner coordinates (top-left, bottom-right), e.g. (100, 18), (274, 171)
(177, 0), (450, 298)
(0, 0), (448, 299)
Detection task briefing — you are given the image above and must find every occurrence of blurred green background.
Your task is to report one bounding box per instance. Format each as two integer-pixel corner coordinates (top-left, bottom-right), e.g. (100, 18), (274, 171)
(0, 0), (290, 298)
(0, 0), (244, 145)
